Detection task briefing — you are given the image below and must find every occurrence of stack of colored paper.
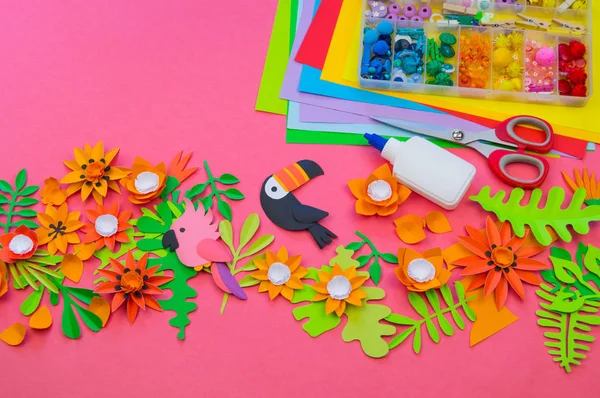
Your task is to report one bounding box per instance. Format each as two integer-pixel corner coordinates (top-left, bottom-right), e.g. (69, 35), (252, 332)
(255, 0), (598, 158)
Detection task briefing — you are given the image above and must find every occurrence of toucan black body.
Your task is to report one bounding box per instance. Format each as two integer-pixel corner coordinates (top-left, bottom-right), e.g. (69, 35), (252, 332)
(260, 160), (336, 249)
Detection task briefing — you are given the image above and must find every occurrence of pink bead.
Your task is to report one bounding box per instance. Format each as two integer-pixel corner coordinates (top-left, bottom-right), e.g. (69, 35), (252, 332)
(386, 14), (398, 20)
(388, 4), (401, 15)
(418, 6), (432, 18)
(411, 16), (423, 22)
(398, 15), (408, 21)
(403, 4), (417, 18)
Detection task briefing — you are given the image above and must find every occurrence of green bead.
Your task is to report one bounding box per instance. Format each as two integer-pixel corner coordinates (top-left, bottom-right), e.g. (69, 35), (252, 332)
(439, 33), (457, 45)
(440, 44), (455, 58)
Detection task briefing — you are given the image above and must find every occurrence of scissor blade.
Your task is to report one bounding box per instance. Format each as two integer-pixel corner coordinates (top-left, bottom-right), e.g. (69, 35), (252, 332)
(370, 117), (459, 143)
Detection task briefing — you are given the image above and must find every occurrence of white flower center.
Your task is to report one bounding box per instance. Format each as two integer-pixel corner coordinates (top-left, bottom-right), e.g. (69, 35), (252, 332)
(327, 275), (352, 300)
(407, 258), (436, 283)
(367, 180), (392, 201)
(95, 214), (119, 237)
(267, 262), (291, 286)
(134, 171), (160, 194)
(9, 234), (34, 254)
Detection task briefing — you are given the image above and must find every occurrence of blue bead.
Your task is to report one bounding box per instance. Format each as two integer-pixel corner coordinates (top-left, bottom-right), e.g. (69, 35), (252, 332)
(417, 66), (423, 74)
(363, 30), (379, 45)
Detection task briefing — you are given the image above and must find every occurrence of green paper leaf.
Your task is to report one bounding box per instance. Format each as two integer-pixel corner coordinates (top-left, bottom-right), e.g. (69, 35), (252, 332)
(380, 252), (398, 263)
(62, 302), (81, 339)
(242, 234), (275, 257)
(16, 197), (38, 206)
(470, 186), (600, 246)
(408, 293), (429, 317)
(222, 188), (245, 201)
(137, 238), (164, 252)
(218, 219), (234, 248)
(10, 219), (38, 229)
(239, 213), (259, 250)
(293, 300), (341, 337)
(66, 287), (97, 305)
(136, 216), (168, 234)
(50, 291), (59, 306)
(368, 258), (382, 285)
(342, 287), (395, 358)
(15, 169), (27, 191)
(0, 194), (8, 204)
(18, 186), (39, 197)
(156, 201), (173, 227)
(388, 326), (416, 349)
(156, 254), (199, 340)
(413, 328), (422, 354)
(161, 176), (180, 198)
(345, 241), (364, 251)
(550, 256), (584, 284)
(357, 255), (371, 267)
(238, 274), (261, 288)
(217, 199), (232, 221)
(14, 209), (37, 217)
(200, 196), (213, 212)
(20, 287), (45, 316)
(291, 284), (317, 303)
(73, 303), (103, 332)
(0, 180), (13, 193)
(584, 245), (600, 278)
(185, 182), (209, 199)
(386, 313), (417, 325)
(217, 174), (240, 185)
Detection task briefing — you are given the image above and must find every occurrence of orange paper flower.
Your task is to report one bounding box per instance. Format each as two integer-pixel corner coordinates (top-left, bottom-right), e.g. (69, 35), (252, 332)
(81, 202), (131, 252)
(61, 142), (130, 204)
(395, 248), (451, 292)
(0, 225), (39, 263)
(453, 217), (550, 310)
(348, 164), (411, 216)
(312, 264), (368, 316)
(40, 177), (67, 206)
(36, 203), (84, 255)
(0, 260), (8, 298)
(95, 252), (173, 324)
(120, 157), (168, 204)
(562, 167), (600, 203)
(251, 247), (308, 301)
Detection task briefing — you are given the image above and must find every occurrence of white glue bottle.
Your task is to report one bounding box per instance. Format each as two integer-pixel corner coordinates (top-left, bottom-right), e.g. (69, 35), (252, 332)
(364, 133), (476, 210)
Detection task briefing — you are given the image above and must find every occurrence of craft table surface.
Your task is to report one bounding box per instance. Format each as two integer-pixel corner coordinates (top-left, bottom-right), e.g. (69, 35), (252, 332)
(0, 1), (598, 397)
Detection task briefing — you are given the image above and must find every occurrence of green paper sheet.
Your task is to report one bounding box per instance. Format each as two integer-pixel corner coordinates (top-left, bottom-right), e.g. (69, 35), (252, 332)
(255, 0), (292, 115)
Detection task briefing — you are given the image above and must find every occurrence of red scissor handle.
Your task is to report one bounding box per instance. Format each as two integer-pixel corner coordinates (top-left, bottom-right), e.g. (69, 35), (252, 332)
(495, 115), (555, 153)
(488, 150), (550, 189)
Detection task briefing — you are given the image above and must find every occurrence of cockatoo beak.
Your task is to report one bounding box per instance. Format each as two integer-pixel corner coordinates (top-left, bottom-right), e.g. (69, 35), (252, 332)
(162, 229), (179, 251)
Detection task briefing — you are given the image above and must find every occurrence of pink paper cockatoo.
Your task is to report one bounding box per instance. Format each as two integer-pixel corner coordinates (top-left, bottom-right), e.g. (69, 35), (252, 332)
(161, 199), (247, 300)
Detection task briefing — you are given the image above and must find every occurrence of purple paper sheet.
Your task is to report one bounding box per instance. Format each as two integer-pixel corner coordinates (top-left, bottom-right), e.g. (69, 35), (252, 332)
(299, 103), (369, 123)
(280, 0), (487, 132)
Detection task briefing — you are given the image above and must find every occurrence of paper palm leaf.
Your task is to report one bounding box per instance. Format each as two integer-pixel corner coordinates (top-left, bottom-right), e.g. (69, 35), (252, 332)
(386, 283), (476, 354)
(0, 169), (39, 233)
(470, 186), (600, 246)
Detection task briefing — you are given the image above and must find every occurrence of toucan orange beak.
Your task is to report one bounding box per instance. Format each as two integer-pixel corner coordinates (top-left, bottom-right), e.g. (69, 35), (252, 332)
(272, 160), (324, 192)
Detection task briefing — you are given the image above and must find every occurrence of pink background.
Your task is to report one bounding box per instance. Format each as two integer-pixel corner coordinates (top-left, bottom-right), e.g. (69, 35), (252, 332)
(1, 1), (598, 397)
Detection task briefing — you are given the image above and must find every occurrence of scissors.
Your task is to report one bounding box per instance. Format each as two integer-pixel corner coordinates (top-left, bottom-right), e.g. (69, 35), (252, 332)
(372, 115), (555, 189)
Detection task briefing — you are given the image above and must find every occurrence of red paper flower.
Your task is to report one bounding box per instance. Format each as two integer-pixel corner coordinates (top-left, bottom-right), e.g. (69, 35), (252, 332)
(0, 226), (39, 264)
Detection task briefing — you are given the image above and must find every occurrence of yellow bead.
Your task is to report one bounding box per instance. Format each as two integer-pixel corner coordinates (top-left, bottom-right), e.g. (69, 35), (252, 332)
(499, 80), (515, 91)
(511, 78), (522, 91)
(493, 48), (513, 69)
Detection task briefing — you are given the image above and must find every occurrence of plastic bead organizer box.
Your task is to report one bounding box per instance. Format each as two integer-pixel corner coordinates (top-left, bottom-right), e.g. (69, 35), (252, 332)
(359, 0), (592, 105)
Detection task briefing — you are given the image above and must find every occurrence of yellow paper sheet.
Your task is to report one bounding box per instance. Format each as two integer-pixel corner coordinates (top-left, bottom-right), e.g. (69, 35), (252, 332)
(322, 0), (600, 142)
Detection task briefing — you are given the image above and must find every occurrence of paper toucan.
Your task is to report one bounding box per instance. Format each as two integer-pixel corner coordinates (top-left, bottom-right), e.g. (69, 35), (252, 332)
(260, 160), (336, 249)
(161, 199), (246, 300)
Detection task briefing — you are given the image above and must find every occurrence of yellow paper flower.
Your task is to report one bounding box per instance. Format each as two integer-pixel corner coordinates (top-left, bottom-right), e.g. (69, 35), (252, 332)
(394, 248), (451, 292)
(251, 247), (308, 301)
(40, 177), (67, 206)
(312, 264), (368, 316)
(347, 164), (411, 216)
(36, 203), (84, 255)
(562, 168), (600, 203)
(60, 142), (130, 204)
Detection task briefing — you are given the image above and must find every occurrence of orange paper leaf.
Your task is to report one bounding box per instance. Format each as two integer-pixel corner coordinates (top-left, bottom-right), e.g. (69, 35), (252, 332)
(29, 305), (53, 330)
(395, 216), (426, 245)
(0, 322), (26, 346)
(425, 211), (452, 234)
(89, 296), (111, 327)
(75, 242), (96, 261)
(62, 254), (84, 283)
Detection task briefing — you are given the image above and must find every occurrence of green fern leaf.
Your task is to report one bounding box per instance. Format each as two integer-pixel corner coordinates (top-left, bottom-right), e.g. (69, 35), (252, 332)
(0, 168), (39, 233)
(470, 186), (600, 246)
(386, 283), (476, 354)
